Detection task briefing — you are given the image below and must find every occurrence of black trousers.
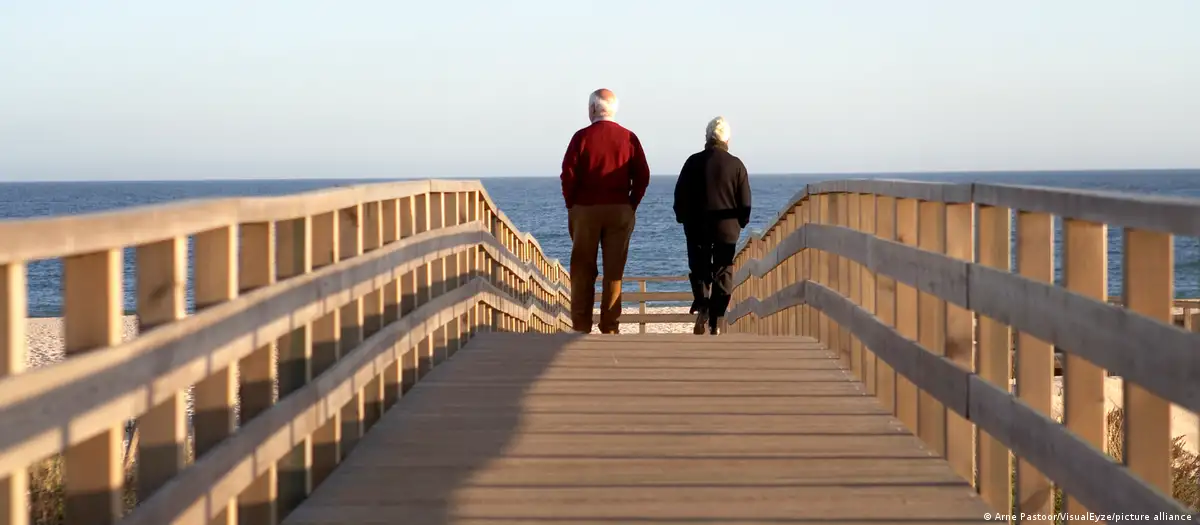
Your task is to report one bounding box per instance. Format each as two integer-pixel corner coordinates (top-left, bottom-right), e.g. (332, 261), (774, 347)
(684, 219), (740, 324)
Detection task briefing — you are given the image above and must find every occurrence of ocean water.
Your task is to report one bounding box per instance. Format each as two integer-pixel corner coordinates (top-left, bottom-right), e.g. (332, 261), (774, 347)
(1, 171), (1198, 317)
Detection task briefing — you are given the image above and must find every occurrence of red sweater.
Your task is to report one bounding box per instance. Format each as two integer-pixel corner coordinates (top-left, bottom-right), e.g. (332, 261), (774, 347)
(559, 120), (651, 209)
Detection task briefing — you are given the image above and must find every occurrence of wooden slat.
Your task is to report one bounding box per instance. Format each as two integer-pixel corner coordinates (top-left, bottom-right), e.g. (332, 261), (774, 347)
(1122, 228), (1173, 494)
(916, 200), (947, 457)
(1015, 211), (1054, 520)
(381, 199), (402, 410)
(893, 198), (918, 432)
(875, 196), (897, 415)
(275, 217), (314, 520)
(0, 262), (27, 525)
(338, 204), (366, 463)
(135, 236), (189, 500)
(859, 195), (877, 397)
(944, 203), (975, 484)
(62, 249), (125, 525)
(191, 225), (239, 525)
(237, 222), (278, 525)
(281, 333), (993, 525)
(976, 205), (1012, 515)
(1061, 218), (1107, 523)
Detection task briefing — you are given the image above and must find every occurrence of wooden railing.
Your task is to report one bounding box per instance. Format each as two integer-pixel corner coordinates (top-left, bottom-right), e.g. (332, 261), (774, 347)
(593, 275), (694, 333)
(727, 180), (1200, 521)
(0, 180), (571, 525)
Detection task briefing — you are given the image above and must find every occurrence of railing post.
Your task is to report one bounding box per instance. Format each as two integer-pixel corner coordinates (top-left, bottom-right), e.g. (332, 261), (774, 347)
(639, 279), (646, 334)
(1122, 228), (1174, 494)
(381, 198), (403, 410)
(859, 194), (877, 396)
(787, 207), (799, 336)
(916, 200), (947, 457)
(894, 197), (918, 431)
(976, 205), (1012, 516)
(61, 248), (125, 525)
(836, 193), (850, 364)
(192, 225), (239, 525)
(361, 201), (387, 430)
(0, 262), (27, 525)
(338, 204), (365, 462)
(275, 216), (314, 519)
(310, 210), (342, 489)
(801, 196), (812, 338)
(236, 221), (278, 525)
(1061, 217), (1107, 521)
(874, 196), (898, 416)
(135, 235), (189, 501)
(945, 202), (976, 484)
(1015, 210), (1054, 519)
(817, 193), (830, 345)
(848, 194), (862, 378)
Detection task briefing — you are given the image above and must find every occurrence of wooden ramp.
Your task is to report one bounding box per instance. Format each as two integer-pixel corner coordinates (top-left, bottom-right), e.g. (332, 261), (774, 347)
(283, 333), (992, 524)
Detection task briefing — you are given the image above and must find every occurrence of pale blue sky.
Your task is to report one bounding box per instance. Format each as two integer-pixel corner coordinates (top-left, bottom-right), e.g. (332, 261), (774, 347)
(2, 1), (1198, 181)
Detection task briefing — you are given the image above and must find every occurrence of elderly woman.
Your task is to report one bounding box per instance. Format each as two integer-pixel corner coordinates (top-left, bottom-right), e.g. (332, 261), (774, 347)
(672, 116), (752, 335)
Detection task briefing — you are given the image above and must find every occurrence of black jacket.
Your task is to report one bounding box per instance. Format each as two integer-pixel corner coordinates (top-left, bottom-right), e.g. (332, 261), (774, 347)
(672, 142), (752, 228)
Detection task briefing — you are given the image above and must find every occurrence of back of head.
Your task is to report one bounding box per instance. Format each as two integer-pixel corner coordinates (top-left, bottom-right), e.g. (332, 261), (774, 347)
(589, 89), (618, 122)
(706, 116), (731, 145)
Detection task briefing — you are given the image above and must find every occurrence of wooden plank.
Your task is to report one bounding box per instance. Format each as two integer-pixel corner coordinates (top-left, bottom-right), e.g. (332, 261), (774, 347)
(275, 217), (313, 520)
(859, 195), (877, 397)
(944, 203), (975, 484)
(893, 198), (918, 432)
(638, 281), (647, 334)
(613, 314), (697, 324)
(1015, 210), (1054, 520)
(848, 194), (861, 380)
(875, 196), (897, 415)
(1122, 228), (1173, 494)
(916, 201), (947, 457)
(237, 222), (278, 525)
(0, 262), (27, 525)
(191, 226), (239, 525)
(976, 205), (1012, 515)
(337, 203), (366, 464)
(281, 333), (992, 525)
(62, 249), (125, 525)
(135, 236), (189, 500)
(1061, 218), (1107, 523)
(381, 199), (403, 410)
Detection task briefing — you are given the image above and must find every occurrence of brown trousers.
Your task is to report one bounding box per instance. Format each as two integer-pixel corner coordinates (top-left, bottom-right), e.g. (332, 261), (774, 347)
(568, 204), (635, 333)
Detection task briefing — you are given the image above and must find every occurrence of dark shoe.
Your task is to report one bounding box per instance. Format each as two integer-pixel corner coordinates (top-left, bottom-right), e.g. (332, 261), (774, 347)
(693, 311), (709, 335)
(709, 316), (724, 335)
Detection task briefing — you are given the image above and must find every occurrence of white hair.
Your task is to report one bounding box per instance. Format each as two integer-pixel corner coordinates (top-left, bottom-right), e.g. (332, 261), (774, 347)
(589, 91), (618, 121)
(706, 116), (731, 144)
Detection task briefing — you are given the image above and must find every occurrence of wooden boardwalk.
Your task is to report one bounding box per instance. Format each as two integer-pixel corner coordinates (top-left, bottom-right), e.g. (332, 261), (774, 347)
(284, 333), (991, 524)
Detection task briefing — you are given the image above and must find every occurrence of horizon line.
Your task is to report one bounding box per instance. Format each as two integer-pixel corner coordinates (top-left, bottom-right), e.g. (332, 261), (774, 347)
(2, 166), (1198, 184)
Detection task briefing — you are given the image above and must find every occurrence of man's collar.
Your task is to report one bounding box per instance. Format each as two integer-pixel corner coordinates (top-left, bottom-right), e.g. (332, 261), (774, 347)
(590, 116), (616, 123)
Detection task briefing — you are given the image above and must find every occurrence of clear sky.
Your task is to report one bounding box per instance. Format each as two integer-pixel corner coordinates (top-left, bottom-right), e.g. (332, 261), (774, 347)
(2, 0), (1199, 181)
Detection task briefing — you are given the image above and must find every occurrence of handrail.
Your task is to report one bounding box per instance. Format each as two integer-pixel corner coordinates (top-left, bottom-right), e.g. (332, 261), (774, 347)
(735, 179), (1200, 254)
(0, 180), (571, 525)
(727, 179), (1200, 519)
(0, 179), (570, 281)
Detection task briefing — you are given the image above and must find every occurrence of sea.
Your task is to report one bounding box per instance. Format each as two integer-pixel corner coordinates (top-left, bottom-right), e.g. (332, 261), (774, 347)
(1, 171), (1198, 317)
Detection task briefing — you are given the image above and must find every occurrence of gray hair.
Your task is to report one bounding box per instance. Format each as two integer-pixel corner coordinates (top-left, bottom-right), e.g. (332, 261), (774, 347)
(706, 116), (731, 143)
(589, 89), (618, 121)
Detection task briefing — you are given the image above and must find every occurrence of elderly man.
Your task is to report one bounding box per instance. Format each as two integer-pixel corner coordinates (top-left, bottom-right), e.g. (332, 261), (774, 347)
(673, 116), (752, 335)
(560, 88), (651, 334)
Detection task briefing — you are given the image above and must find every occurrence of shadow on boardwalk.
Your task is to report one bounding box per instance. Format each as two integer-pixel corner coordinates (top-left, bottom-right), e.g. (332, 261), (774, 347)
(284, 332), (992, 524)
